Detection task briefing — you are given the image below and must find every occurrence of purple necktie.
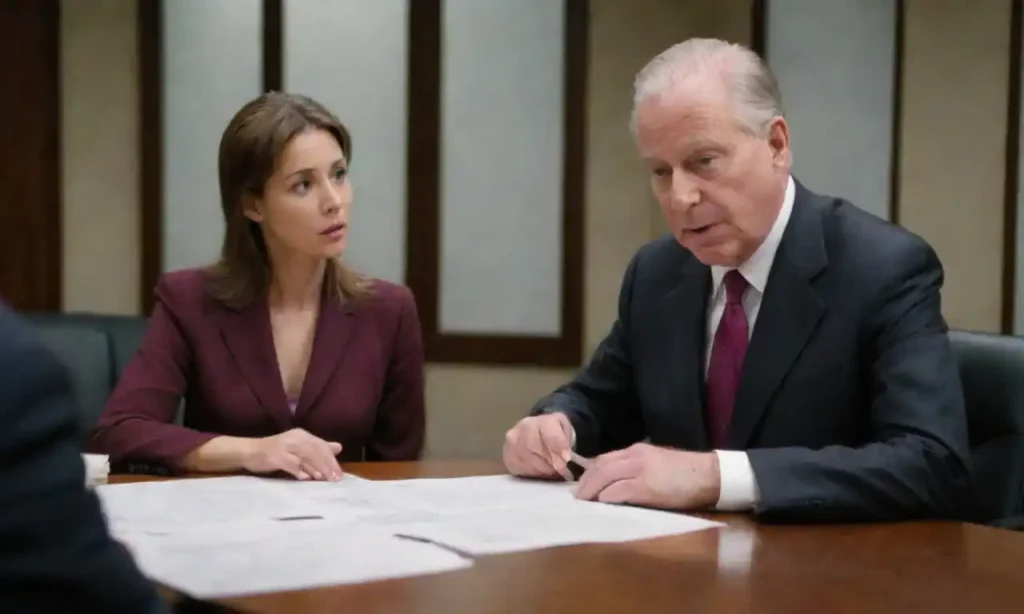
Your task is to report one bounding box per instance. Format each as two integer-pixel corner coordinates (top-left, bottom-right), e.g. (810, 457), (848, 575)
(706, 270), (749, 449)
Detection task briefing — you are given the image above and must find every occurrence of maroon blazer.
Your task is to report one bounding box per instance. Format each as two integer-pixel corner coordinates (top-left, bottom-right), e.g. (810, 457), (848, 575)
(90, 268), (425, 468)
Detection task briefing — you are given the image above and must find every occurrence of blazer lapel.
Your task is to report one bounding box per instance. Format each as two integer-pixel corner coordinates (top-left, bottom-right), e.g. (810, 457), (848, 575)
(220, 298), (293, 431)
(727, 186), (828, 449)
(294, 290), (356, 419)
(659, 258), (712, 450)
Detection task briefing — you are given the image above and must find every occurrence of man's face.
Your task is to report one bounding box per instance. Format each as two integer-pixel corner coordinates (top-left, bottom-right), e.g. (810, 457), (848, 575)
(635, 81), (790, 267)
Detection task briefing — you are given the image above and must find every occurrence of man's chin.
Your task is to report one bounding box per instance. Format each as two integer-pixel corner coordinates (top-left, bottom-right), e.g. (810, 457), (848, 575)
(676, 237), (744, 268)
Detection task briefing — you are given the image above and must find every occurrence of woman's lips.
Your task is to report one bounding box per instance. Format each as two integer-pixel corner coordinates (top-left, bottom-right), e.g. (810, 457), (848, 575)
(321, 223), (346, 241)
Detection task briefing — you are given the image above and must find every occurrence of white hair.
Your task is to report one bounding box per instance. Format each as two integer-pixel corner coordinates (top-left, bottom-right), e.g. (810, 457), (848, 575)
(631, 38), (784, 137)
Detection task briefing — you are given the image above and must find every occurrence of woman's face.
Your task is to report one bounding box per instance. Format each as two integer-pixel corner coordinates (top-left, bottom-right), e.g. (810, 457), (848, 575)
(245, 128), (351, 260)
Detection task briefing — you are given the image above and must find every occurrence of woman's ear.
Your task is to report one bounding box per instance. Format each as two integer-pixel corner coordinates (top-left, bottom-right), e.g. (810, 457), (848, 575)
(242, 194), (264, 223)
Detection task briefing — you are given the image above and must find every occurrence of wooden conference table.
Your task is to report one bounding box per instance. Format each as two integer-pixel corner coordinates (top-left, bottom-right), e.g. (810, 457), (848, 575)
(113, 460), (1024, 614)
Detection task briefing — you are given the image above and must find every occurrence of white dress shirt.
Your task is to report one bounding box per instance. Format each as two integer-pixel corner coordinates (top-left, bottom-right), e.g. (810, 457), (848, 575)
(709, 175), (795, 511)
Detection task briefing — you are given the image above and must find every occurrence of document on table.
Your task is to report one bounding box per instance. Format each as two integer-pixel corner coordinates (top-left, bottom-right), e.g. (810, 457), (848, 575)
(346, 475), (725, 555)
(98, 473), (724, 596)
(123, 519), (471, 599)
(95, 476), (329, 536)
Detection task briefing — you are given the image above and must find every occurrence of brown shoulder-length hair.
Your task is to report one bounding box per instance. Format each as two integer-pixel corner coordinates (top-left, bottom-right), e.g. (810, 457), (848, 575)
(204, 91), (373, 309)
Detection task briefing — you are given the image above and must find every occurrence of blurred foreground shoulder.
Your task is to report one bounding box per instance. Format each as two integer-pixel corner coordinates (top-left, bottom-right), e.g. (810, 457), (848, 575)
(0, 305), (166, 613)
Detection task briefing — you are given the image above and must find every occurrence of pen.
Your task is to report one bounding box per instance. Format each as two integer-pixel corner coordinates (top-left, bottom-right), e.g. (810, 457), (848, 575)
(569, 451), (593, 470)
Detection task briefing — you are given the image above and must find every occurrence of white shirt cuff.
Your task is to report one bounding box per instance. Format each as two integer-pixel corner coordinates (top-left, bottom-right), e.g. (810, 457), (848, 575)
(713, 450), (760, 511)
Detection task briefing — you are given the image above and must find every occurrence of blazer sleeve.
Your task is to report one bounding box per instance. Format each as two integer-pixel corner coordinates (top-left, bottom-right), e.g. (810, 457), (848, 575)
(89, 277), (218, 468)
(365, 286), (426, 460)
(747, 243), (971, 522)
(0, 309), (166, 613)
(529, 252), (647, 457)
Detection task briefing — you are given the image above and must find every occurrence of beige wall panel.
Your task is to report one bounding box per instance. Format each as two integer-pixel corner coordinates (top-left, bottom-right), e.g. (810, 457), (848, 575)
(61, 0), (140, 314)
(899, 0), (1011, 332)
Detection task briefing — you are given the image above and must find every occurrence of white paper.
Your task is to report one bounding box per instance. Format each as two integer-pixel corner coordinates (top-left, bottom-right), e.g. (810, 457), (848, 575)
(96, 476), (327, 535)
(377, 480), (724, 555)
(99, 473), (724, 597)
(278, 475), (723, 555)
(374, 474), (577, 512)
(123, 518), (471, 598)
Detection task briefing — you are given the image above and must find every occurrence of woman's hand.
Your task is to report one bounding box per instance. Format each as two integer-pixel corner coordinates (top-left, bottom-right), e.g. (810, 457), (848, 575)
(243, 428), (343, 481)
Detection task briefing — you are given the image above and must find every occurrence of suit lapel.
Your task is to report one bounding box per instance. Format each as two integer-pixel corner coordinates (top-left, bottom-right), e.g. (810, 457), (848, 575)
(293, 289), (356, 419)
(660, 258), (712, 450)
(727, 185), (828, 448)
(220, 298), (293, 431)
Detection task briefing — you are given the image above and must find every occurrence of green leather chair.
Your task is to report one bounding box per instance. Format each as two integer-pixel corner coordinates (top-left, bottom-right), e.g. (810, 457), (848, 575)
(23, 312), (148, 439)
(948, 329), (1024, 528)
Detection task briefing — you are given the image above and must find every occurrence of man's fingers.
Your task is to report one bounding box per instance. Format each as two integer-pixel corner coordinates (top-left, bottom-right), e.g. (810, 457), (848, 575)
(596, 478), (638, 504)
(511, 447), (557, 478)
(573, 455), (639, 500)
(539, 419), (572, 469)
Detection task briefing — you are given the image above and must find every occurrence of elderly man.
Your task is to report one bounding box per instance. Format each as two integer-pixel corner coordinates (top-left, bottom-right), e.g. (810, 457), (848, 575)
(502, 38), (969, 522)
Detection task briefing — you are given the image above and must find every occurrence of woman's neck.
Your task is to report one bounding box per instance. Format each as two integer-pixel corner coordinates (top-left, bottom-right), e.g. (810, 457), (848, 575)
(266, 246), (325, 310)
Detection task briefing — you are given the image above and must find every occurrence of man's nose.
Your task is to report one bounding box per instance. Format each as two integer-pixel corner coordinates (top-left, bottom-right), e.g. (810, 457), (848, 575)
(669, 170), (700, 212)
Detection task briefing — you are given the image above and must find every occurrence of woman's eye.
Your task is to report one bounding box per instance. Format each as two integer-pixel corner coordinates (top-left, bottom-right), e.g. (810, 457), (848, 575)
(292, 180), (310, 194)
(332, 167), (348, 181)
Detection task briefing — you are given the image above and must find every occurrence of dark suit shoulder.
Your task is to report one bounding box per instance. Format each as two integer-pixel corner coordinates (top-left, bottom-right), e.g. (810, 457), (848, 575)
(822, 198), (940, 288)
(0, 307), (72, 430)
(627, 234), (694, 291)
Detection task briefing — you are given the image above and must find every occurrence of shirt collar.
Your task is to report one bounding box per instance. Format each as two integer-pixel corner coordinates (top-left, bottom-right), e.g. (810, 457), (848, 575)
(711, 174), (795, 297)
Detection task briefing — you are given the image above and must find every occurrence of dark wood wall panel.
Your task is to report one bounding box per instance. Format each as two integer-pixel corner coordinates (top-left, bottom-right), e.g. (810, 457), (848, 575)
(0, 0), (62, 312)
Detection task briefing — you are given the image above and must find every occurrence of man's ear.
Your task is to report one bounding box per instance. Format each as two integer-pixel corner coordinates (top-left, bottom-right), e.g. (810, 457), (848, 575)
(767, 117), (790, 168)
(241, 194), (264, 223)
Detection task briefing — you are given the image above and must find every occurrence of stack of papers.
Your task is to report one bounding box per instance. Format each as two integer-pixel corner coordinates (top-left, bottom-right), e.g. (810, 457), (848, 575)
(96, 473), (723, 598)
(82, 453), (109, 487)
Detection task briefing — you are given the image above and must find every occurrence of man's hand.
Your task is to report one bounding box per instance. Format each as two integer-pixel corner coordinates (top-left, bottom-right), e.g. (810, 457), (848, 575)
(572, 443), (721, 510)
(503, 413), (575, 480)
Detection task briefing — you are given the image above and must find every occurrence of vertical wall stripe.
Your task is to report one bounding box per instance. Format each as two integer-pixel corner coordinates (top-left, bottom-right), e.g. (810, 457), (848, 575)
(262, 0), (282, 92)
(138, 0), (162, 314)
(1008, 0), (1022, 334)
(889, 1), (905, 225)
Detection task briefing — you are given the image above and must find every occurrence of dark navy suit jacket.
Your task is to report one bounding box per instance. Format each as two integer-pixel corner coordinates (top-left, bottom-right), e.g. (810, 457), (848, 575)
(533, 180), (970, 522)
(0, 305), (164, 612)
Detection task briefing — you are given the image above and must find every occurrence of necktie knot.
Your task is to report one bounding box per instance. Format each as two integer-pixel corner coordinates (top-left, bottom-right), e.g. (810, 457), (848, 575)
(724, 270), (747, 306)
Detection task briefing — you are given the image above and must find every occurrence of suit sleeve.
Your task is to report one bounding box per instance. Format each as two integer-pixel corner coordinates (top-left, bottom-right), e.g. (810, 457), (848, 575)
(530, 253), (647, 457)
(366, 286), (426, 461)
(0, 310), (166, 613)
(747, 243), (971, 522)
(89, 277), (217, 468)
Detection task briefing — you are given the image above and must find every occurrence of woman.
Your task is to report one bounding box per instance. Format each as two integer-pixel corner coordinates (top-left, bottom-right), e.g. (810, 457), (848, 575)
(90, 92), (425, 481)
